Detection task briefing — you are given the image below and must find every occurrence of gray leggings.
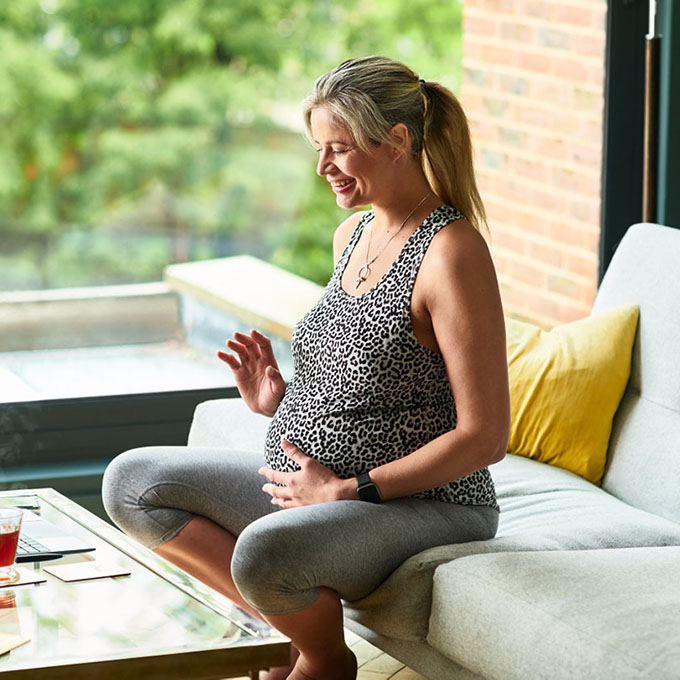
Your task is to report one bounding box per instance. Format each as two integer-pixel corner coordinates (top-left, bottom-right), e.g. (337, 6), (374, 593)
(102, 446), (498, 616)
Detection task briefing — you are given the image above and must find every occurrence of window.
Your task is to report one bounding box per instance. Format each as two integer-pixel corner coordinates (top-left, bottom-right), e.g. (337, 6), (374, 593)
(0, 1), (465, 514)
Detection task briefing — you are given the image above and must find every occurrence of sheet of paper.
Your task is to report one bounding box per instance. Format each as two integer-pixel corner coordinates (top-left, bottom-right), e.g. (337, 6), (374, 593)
(0, 568), (47, 589)
(0, 632), (30, 655)
(44, 561), (131, 582)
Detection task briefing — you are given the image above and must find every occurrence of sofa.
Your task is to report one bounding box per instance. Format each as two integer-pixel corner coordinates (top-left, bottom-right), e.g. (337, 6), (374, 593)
(187, 222), (680, 680)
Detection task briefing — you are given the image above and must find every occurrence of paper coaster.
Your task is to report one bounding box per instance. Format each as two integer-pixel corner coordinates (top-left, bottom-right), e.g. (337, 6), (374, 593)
(44, 561), (131, 582)
(0, 632), (30, 656)
(0, 568), (47, 589)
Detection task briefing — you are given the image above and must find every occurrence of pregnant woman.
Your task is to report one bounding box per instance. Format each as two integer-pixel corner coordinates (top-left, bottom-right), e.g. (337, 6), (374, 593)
(103, 56), (510, 680)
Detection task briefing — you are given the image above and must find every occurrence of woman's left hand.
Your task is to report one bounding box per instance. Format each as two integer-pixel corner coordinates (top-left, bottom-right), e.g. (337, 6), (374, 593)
(258, 440), (354, 508)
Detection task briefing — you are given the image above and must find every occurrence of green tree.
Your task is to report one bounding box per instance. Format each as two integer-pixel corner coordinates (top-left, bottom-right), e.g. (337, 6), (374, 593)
(0, 0), (462, 289)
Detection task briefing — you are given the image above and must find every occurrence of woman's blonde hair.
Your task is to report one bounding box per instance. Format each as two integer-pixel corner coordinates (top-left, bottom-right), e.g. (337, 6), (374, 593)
(302, 56), (487, 233)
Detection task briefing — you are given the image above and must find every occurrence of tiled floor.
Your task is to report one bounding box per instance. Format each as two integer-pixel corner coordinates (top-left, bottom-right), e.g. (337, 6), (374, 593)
(345, 628), (427, 679)
(232, 627), (428, 679)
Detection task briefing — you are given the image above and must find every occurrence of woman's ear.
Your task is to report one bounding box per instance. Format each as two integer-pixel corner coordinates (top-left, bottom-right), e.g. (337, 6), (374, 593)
(389, 123), (411, 162)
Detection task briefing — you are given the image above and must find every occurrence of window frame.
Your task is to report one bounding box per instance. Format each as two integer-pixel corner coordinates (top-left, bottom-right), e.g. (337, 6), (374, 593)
(600, 0), (680, 280)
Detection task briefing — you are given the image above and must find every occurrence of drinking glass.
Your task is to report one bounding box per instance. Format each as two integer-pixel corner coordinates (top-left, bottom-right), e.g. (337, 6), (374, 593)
(0, 508), (23, 585)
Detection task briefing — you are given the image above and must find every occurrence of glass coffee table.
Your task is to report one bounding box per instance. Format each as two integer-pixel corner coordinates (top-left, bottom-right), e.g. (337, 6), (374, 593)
(0, 488), (289, 679)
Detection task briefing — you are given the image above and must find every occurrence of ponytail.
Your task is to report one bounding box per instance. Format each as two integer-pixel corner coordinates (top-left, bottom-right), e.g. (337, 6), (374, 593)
(421, 82), (487, 233)
(304, 57), (488, 234)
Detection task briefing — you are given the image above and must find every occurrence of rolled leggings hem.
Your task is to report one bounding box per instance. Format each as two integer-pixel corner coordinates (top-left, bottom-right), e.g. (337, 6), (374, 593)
(146, 513), (195, 550)
(242, 591), (320, 618)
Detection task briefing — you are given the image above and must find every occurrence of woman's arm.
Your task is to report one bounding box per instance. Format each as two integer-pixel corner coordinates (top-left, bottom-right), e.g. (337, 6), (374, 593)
(351, 219), (510, 500)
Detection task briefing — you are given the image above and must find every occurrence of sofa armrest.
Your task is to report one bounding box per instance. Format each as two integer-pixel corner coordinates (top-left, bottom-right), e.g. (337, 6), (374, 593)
(188, 398), (271, 451)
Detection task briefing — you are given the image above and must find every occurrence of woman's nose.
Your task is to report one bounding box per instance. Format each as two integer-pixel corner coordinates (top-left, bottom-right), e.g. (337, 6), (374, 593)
(316, 149), (333, 176)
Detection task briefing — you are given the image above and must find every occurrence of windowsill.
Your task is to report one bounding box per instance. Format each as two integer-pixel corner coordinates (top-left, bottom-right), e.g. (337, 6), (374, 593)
(164, 254), (324, 342)
(0, 282), (179, 352)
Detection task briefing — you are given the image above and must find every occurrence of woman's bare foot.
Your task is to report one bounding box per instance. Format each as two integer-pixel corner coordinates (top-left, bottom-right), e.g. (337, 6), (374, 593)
(285, 646), (357, 680)
(261, 647), (301, 680)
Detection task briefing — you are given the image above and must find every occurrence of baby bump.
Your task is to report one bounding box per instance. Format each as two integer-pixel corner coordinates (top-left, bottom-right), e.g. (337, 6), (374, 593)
(264, 405), (447, 479)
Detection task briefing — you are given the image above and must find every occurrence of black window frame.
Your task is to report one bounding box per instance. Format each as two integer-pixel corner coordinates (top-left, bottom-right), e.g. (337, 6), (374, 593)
(601, 0), (680, 280)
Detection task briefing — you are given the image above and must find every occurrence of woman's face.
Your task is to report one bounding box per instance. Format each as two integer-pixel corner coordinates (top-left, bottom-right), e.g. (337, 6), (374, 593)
(309, 106), (392, 210)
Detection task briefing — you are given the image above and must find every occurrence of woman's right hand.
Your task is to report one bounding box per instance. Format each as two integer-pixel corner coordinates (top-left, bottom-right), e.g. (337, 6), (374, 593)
(217, 329), (286, 417)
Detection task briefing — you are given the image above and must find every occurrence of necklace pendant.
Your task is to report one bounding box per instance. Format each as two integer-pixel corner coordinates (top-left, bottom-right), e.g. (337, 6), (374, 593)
(355, 264), (371, 289)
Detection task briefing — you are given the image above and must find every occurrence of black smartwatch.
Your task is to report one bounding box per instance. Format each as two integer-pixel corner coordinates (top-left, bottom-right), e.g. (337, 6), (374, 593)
(356, 471), (382, 503)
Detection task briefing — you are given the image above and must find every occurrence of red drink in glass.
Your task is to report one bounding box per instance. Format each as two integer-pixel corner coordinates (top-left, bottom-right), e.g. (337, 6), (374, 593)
(0, 508), (23, 584)
(0, 528), (20, 567)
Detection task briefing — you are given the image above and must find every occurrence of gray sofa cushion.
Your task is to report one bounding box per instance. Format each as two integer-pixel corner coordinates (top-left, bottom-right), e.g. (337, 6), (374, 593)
(344, 454), (680, 641)
(592, 222), (680, 524)
(590, 387), (680, 526)
(428, 546), (680, 680)
(494, 454), (680, 546)
(188, 398), (270, 450)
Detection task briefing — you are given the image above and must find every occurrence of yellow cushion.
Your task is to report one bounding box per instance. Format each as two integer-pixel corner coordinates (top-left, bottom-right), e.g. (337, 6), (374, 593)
(506, 305), (639, 485)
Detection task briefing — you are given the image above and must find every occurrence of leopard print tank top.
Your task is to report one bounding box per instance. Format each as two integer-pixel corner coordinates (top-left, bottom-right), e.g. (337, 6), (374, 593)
(264, 204), (499, 510)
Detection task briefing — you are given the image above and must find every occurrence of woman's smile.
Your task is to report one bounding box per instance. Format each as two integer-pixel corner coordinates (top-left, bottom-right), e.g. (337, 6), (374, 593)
(329, 178), (356, 193)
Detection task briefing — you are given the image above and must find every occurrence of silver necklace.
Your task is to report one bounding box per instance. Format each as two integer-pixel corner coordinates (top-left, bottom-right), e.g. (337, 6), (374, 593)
(355, 190), (431, 289)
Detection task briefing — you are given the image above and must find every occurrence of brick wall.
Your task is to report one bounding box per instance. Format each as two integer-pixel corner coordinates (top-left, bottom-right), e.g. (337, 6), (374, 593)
(462, 0), (608, 328)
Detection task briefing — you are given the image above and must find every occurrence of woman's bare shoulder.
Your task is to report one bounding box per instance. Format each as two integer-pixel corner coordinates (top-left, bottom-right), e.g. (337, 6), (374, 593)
(428, 217), (490, 266)
(333, 211), (368, 264)
(420, 217), (497, 301)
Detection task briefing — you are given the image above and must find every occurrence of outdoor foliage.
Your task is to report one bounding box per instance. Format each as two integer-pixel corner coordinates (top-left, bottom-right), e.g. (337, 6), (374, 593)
(0, 0), (462, 289)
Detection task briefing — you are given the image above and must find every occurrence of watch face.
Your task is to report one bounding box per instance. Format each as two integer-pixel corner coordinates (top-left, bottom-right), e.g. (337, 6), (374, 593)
(358, 479), (382, 503)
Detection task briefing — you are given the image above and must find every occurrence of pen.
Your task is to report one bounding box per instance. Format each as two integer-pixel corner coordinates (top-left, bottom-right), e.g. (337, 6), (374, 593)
(15, 553), (63, 563)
